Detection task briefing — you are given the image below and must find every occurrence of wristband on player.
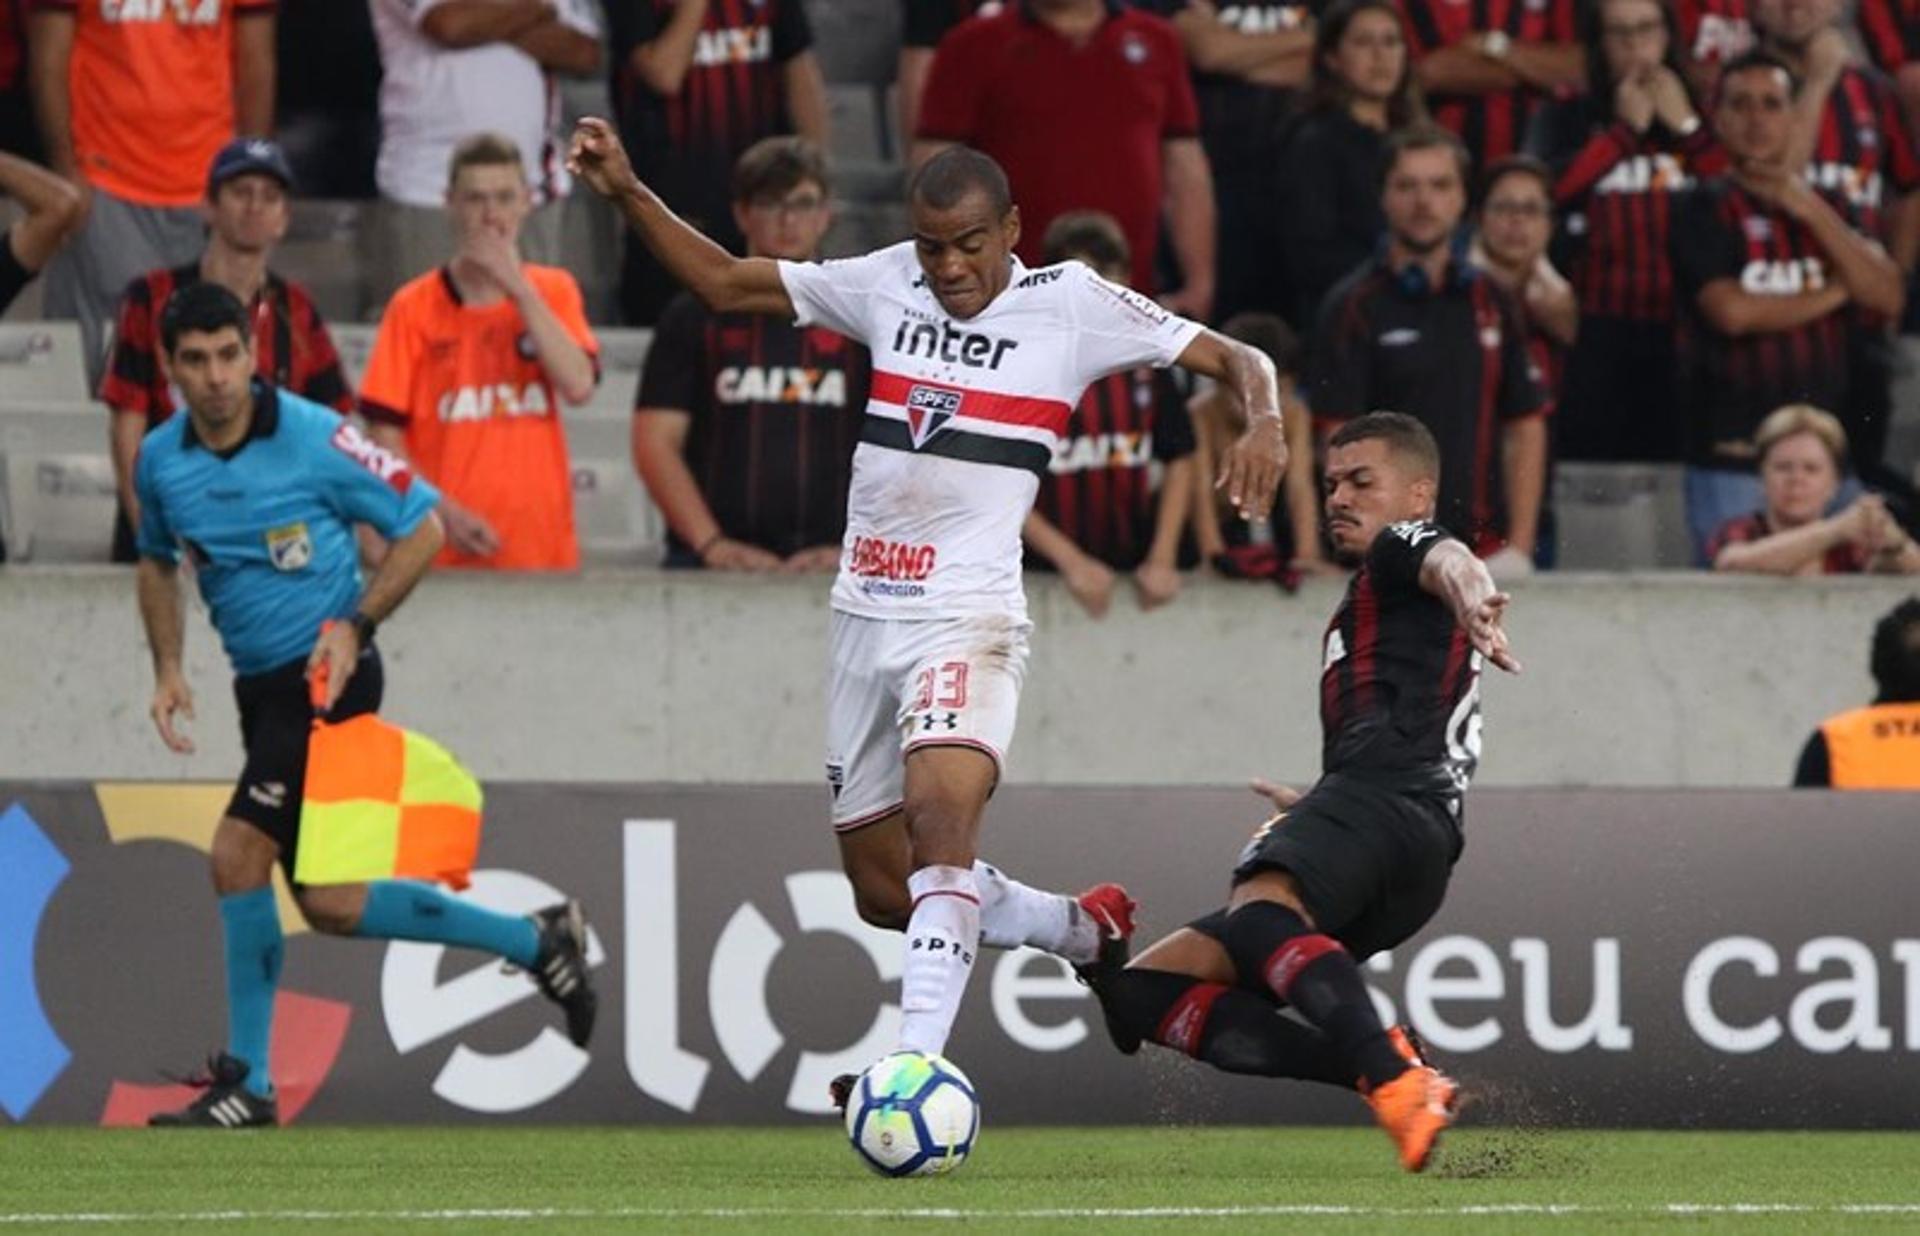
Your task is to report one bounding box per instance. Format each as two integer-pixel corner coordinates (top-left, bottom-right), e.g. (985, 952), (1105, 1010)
(696, 532), (725, 561)
(349, 610), (378, 647)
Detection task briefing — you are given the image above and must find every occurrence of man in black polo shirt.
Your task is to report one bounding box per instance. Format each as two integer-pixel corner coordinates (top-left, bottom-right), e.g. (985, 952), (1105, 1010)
(1671, 50), (1906, 560)
(633, 137), (870, 570)
(1307, 124), (1548, 571)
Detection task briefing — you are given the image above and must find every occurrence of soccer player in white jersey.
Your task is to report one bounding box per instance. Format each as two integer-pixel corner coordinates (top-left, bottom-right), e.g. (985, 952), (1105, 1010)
(569, 117), (1287, 1078)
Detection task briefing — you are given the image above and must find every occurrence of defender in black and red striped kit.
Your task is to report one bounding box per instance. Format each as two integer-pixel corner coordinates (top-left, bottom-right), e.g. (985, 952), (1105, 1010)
(1079, 413), (1523, 1174)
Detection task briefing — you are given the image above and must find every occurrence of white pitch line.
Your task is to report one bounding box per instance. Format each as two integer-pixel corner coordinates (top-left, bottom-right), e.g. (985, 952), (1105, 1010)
(6, 1204), (1920, 1224)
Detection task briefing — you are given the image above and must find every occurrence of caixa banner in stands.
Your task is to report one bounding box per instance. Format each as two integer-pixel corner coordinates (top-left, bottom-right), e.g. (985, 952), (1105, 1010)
(4, 784), (1918, 1128)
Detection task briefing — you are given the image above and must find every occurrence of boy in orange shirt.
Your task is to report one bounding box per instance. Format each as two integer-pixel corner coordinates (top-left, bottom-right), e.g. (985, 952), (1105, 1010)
(359, 132), (598, 571)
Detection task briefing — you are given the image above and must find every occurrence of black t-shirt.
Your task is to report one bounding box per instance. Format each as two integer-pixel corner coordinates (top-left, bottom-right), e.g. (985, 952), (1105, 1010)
(1306, 260), (1547, 550)
(1276, 107), (1387, 329)
(1670, 177), (1851, 463)
(637, 291), (871, 558)
(1031, 366), (1195, 571)
(1320, 520), (1479, 802)
(0, 231), (33, 317)
(902, 0), (999, 46)
(607, 0), (813, 243)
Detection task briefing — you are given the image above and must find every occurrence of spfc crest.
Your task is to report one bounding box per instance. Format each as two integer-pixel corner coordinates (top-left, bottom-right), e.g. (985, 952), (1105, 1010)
(905, 385), (961, 448)
(266, 522), (313, 572)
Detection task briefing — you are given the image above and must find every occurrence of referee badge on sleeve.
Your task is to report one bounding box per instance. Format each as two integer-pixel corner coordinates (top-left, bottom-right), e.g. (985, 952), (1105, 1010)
(266, 522), (314, 572)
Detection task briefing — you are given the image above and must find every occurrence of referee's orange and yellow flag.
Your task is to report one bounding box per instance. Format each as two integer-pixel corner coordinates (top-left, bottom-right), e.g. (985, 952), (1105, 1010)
(293, 641), (483, 890)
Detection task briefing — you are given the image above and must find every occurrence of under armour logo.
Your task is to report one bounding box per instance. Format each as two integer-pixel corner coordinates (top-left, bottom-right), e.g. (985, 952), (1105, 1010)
(918, 712), (959, 732)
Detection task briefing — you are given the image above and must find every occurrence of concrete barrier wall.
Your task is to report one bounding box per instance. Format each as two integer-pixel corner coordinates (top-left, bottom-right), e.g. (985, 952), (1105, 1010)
(1, 566), (1912, 787)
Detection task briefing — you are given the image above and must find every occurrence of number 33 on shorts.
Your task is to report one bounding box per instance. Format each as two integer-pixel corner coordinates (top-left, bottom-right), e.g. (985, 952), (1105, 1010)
(906, 661), (969, 733)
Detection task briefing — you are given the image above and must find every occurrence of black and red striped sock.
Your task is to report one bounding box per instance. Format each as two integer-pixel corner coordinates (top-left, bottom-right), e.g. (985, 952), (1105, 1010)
(1098, 968), (1352, 1086)
(1222, 900), (1408, 1091)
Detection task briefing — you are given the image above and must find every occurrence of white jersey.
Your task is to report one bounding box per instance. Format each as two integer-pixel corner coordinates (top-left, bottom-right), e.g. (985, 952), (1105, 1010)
(779, 244), (1203, 620)
(371, 0), (600, 208)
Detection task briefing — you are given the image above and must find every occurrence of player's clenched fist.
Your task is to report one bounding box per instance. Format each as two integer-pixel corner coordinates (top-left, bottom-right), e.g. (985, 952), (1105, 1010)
(566, 118), (638, 199)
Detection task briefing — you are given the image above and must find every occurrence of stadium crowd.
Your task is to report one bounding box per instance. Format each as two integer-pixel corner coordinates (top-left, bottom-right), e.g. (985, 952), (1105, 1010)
(0, 0), (1917, 588)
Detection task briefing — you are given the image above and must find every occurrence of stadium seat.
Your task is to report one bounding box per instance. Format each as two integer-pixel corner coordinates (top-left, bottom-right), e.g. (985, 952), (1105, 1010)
(277, 200), (370, 325)
(0, 403), (118, 561)
(0, 322), (90, 403)
(827, 84), (887, 164)
(1551, 462), (1693, 570)
(331, 322), (378, 390)
(809, 0), (902, 85)
(565, 413), (665, 564)
(588, 327), (652, 416)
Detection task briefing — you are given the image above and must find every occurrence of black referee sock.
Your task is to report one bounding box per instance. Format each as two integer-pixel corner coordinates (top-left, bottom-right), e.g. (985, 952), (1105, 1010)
(1101, 968), (1353, 1087)
(1222, 900), (1408, 1092)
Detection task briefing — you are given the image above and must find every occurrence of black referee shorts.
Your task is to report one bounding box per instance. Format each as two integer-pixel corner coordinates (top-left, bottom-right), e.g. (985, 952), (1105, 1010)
(1193, 774), (1463, 961)
(225, 645), (383, 878)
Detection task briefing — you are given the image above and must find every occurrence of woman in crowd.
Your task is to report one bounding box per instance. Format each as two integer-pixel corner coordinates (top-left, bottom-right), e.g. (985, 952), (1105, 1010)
(1526, 0), (1723, 463)
(1710, 405), (1920, 576)
(1275, 0), (1425, 331)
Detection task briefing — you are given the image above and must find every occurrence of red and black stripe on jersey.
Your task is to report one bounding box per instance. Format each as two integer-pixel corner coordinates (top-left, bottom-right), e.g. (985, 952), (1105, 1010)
(1549, 118), (1727, 321)
(1319, 520), (1480, 799)
(1672, 0), (1753, 66)
(1806, 66), (1920, 239)
(0, 0), (24, 92)
(1033, 366), (1195, 571)
(1859, 0), (1920, 74)
(1398, 0), (1578, 165)
(98, 263), (350, 424)
(1306, 263), (1547, 553)
(638, 291), (871, 557)
(1671, 179), (1851, 458)
(609, 0), (810, 229)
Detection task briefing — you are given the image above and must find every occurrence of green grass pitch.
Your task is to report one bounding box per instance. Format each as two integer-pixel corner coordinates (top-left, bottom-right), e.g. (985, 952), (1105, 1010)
(2, 1127), (1918, 1234)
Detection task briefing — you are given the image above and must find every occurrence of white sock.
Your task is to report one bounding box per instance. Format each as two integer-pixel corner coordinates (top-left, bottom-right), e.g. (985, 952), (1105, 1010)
(897, 865), (981, 1057)
(974, 861), (1099, 964)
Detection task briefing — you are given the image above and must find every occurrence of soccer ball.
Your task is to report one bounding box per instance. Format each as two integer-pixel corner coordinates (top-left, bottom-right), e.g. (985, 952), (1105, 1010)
(843, 1051), (980, 1177)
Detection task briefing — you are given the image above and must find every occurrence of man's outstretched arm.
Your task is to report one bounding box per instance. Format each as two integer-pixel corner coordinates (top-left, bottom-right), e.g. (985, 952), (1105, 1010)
(1418, 539), (1522, 673)
(567, 117), (794, 317)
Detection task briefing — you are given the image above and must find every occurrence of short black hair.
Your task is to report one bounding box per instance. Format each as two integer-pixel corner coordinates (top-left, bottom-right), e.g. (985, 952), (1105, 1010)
(1870, 596), (1920, 703)
(908, 146), (1012, 218)
(1328, 410), (1441, 481)
(1041, 210), (1130, 273)
(732, 136), (831, 205)
(159, 281), (250, 355)
(1717, 48), (1799, 104)
(1478, 154), (1554, 211)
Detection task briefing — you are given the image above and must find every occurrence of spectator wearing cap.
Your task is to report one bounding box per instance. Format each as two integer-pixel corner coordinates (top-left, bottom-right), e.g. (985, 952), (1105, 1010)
(1709, 403), (1920, 575)
(1793, 596), (1920, 788)
(913, 0), (1216, 319)
(1021, 211), (1198, 617)
(28, 0), (275, 383)
(101, 138), (351, 565)
(367, 0), (602, 311)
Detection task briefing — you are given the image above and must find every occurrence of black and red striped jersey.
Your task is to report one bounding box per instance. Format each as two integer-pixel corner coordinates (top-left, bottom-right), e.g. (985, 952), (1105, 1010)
(607, 0), (813, 241)
(1530, 100), (1728, 322)
(1138, 0), (1329, 169)
(1671, 178), (1851, 460)
(1673, 0), (1753, 69)
(1397, 0), (1578, 165)
(638, 291), (871, 558)
(100, 263), (351, 425)
(1032, 366), (1195, 571)
(1306, 260), (1549, 553)
(1858, 0), (1920, 76)
(1320, 519), (1481, 800)
(1805, 65), (1920, 239)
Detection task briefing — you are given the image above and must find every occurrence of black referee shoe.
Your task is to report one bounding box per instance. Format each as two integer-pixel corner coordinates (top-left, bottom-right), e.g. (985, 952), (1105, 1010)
(530, 900), (598, 1049)
(148, 1053), (278, 1129)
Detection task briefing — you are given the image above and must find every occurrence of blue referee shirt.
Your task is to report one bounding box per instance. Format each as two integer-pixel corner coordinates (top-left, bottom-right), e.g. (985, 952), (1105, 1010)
(135, 382), (440, 676)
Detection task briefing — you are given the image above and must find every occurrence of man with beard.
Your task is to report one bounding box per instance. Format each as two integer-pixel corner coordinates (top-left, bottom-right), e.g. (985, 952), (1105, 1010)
(1076, 411), (1521, 1174)
(1307, 124), (1549, 575)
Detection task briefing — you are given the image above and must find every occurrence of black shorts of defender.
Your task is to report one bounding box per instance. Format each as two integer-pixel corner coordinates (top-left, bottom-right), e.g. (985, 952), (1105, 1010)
(1195, 773), (1464, 962)
(225, 645), (384, 880)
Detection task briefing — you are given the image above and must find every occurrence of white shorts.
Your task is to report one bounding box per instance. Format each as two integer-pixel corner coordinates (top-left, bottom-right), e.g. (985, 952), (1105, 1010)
(825, 611), (1032, 832)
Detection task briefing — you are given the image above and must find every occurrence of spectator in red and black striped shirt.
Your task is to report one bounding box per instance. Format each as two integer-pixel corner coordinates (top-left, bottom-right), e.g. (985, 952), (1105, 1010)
(1525, 0), (1724, 462)
(1856, 0), (1920, 146)
(609, 0), (829, 326)
(632, 137), (869, 569)
(100, 139), (350, 564)
(1670, 51), (1905, 559)
(1022, 211), (1197, 617)
(1753, 0), (1920, 485)
(1396, 0), (1583, 167)
(1673, 0), (1755, 101)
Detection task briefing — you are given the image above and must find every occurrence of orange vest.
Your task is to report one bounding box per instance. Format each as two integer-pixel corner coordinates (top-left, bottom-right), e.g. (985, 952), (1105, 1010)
(1818, 703), (1920, 789)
